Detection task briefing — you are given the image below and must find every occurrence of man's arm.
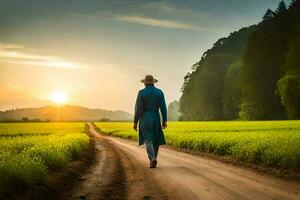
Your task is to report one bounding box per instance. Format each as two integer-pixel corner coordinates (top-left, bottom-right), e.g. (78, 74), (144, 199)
(160, 91), (167, 128)
(133, 91), (143, 131)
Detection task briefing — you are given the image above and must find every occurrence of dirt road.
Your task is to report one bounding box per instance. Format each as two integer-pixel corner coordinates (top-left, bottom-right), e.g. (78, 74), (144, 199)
(69, 123), (300, 200)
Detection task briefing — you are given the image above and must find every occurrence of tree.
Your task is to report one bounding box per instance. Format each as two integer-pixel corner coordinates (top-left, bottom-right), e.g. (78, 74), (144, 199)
(180, 2), (299, 121)
(239, 2), (298, 120)
(277, 28), (300, 119)
(276, 1), (287, 14)
(289, 0), (296, 8)
(22, 117), (29, 122)
(223, 59), (243, 119)
(277, 75), (300, 119)
(289, 0), (300, 9)
(263, 9), (274, 20)
(180, 26), (256, 120)
(240, 0), (300, 120)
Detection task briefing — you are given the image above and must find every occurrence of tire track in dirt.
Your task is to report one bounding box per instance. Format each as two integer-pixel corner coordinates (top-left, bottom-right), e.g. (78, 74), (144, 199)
(68, 123), (169, 200)
(69, 126), (127, 200)
(107, 136), (300, 200)
(68, 123), (300, 200)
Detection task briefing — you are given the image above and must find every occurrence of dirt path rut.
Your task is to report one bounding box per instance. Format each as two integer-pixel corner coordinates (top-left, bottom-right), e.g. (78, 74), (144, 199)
(68, 123), (300, 200)
(68, 123), (169, 200)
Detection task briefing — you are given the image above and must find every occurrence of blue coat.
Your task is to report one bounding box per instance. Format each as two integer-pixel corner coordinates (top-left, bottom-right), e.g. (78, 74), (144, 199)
(134, 85), (167, 146)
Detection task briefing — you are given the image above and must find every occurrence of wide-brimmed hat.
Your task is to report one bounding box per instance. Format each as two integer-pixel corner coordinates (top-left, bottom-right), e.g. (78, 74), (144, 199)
(141, 75), (158, 84)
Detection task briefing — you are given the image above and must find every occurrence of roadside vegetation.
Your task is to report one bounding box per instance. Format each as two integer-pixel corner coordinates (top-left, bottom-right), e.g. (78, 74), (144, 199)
(0, 123), (89, 193)
(95, 121), (300, 171)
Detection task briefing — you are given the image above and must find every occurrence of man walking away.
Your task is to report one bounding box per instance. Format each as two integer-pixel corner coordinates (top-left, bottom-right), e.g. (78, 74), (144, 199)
(133, 75), (167, 168)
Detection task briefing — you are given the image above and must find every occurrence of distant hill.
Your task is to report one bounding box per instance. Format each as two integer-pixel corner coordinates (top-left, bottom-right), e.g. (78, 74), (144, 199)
(0, 105), (133, 122)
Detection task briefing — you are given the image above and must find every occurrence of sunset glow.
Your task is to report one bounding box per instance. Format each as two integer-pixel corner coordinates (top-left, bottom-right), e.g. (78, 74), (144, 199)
(0, 0), (285, 113)
(50, 91), (69, 104)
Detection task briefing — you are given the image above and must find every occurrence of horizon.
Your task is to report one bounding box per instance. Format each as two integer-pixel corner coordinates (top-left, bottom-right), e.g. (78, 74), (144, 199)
(0, 0), (291, 113)
(0, 103), (133, 114)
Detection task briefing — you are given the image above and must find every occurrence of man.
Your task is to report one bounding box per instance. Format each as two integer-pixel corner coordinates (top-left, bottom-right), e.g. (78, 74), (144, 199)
(133, 75), (167, 168)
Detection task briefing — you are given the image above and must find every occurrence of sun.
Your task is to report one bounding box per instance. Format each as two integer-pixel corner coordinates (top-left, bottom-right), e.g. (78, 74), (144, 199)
(50, 90), (69, 104)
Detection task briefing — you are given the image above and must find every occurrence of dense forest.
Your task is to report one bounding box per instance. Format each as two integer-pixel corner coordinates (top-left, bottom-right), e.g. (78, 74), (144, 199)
(180, 0), (300, 120)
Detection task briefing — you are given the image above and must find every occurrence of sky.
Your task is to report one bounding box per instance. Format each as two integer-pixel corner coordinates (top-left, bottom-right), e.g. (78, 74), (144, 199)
(0, 0), (290, 113)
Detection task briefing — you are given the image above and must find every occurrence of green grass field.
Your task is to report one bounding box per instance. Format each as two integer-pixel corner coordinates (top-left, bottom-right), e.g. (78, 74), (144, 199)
(94, 121), (300, 170)
(0, 123), (89, 191)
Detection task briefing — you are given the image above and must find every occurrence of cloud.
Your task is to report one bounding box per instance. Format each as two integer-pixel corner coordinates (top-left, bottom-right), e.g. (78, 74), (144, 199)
(0, 43), (88, 69)
(0, 43), (24, 50)
(0, 50), (54, 61)
(4, 60), (85, 69)
(0, 43), (150, 78)
(143, 1), (208, 18)
(0, 43), (134, 76)
(114, 15), (213, 31)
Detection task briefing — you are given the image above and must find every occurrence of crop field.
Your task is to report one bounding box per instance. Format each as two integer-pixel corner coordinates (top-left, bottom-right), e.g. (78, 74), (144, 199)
(0, 123), (89, 191)
(94, 121), (300, 170)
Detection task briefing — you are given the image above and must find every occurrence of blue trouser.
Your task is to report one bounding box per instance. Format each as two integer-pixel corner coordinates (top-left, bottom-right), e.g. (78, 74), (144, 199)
(145, 139), (159, 161)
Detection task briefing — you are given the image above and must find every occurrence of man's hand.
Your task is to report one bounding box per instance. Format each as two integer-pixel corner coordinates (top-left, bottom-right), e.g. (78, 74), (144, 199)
(133, 123), (138, 131)
(162, 122), (167, 129)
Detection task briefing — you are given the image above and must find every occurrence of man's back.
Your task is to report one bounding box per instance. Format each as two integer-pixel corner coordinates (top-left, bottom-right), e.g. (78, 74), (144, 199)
(139, 85), (164, 113)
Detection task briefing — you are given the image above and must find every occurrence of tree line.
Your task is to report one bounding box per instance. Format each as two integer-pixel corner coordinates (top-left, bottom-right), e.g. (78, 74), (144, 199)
(180, 0), (300, 120)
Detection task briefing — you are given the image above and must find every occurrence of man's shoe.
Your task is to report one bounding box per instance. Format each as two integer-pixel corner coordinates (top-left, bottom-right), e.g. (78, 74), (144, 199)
(149, 160), (157, 168)
(153, 160), (157, 168)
